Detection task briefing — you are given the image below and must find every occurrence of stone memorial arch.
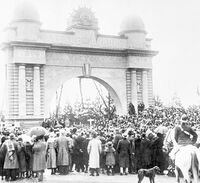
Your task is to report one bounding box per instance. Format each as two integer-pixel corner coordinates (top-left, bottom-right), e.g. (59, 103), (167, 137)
(3, 2), (158, 126)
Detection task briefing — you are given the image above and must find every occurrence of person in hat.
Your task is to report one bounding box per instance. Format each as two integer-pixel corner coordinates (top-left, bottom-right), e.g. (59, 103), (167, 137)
(0, 136), (7, 180)
(169, 114), (198, 160)
(73, 132), (85, 172)
(32, 135), (47, 181)
(17, 137), (27, 179)
(104, 141), (115, 175)
(151, 132), (165, 174)
(117, 133), (131, 175)
(55, 129), (70, 175)
(174, 114), (197, 145)
(1, 133), (19, 181)
(46, 132), (57, 175)
(113, 128), (122, 173)
(87, 131), (102, 176)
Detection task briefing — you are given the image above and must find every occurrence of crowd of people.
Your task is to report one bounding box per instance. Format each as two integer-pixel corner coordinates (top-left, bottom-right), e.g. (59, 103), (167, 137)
(0, 105), (200, 181)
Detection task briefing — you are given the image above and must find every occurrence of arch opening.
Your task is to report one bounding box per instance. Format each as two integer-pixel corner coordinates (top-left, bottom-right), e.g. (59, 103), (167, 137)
(49, 76), (123, 122)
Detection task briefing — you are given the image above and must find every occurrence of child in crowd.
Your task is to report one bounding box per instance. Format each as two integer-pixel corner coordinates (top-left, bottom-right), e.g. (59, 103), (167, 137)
(104, 141), (115, 175)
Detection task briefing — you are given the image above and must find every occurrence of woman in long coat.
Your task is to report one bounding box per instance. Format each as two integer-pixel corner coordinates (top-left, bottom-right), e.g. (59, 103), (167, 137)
(87, 132), (102, 176)
(24, 141), (33, 178)
(151, 133), (165, 174)
(32, 135), (47, 181)
(46, 133), (57, 174)
(140, 134), (152, 169)
(117, 133), (131, 175)
(55, 129), (70, 175)
(17, 138), (27, 178)
(0, 136), (6, 180)
(104, 141), (115, 175)
(2, 133), (19, 181)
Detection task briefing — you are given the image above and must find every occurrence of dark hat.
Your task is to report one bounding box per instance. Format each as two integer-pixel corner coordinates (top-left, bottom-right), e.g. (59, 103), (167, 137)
(181, 114), (188, 121)
(91, 131), (97, 138)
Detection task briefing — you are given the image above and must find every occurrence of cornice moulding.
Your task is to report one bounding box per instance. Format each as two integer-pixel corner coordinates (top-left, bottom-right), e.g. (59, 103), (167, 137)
(3, 41), (158, 57)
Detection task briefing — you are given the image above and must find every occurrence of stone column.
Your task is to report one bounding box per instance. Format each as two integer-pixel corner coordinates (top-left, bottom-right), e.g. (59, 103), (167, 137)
(142, 70), (148, 108)
(34, 65), (41, 116)
(126, 69), (131, 107)
(18, 65), (26, 116)
(131, 70), (138, 112)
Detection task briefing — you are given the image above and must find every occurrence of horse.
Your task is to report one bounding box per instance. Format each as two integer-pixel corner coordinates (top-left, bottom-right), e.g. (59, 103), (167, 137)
(163, 128), (200, 183)
(174, 145), (199, 183)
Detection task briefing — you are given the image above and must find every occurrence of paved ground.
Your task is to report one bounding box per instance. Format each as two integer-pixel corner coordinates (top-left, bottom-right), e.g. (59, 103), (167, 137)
(1, 171), (179, 183)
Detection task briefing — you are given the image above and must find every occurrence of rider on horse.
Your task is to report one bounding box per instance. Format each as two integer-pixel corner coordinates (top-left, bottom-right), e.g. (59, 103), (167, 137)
(170, 114), (198, 160)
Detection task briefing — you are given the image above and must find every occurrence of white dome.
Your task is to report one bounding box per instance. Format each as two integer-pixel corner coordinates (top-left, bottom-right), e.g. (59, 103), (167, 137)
(119, 14), (146, 35)
(12, 1), (40, 22)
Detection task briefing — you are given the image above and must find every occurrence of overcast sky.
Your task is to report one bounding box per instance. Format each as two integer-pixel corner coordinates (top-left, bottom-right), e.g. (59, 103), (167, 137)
(0, 0), (200, 108)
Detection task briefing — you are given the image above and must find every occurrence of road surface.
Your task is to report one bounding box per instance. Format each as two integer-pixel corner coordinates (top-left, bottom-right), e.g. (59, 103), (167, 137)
(1, 170), (179, 183)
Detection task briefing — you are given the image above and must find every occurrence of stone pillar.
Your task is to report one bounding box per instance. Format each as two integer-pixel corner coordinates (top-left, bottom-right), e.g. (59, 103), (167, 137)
(131, 70), (138, 112)
(34, 65), (41, 116)
(142, 70), (148, 108)
(18, 65), (26, 116)
(126, 69), (131, 107)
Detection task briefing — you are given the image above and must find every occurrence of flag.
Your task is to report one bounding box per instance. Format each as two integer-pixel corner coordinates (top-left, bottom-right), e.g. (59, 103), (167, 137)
(197, 85), (200, 96)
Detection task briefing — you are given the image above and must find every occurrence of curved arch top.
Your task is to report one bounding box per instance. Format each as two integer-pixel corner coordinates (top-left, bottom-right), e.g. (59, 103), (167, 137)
(44, 67), (124, 117)
(89, 76), (123, 114)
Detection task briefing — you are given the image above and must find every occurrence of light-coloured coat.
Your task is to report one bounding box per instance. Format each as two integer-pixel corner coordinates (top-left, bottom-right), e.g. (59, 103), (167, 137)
(32, 140), (47, 172)
(2, 140), (19, 169)
(46, 139), (57, 169)
(56, 136), (70, 166)
(105, 146), (115, 166)
(87, 138), (102, 168)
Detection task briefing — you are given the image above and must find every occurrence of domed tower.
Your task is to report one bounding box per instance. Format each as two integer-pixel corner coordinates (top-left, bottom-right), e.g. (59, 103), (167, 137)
(119, 14), (146, 49)
(7, 1), (41, 41)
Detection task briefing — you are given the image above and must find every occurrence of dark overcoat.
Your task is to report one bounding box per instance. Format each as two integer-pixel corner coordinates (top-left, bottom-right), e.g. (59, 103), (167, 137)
(17, 141), (27, 172)
(151, 134), (165, 171)
(117, 138), (131, 168)
(140, 137), (152, 168)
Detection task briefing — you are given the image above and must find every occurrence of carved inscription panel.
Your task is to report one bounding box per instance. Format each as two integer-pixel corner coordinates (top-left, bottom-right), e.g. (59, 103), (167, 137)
(127, 56), (152, 69)
(13, 47), (46, 64)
